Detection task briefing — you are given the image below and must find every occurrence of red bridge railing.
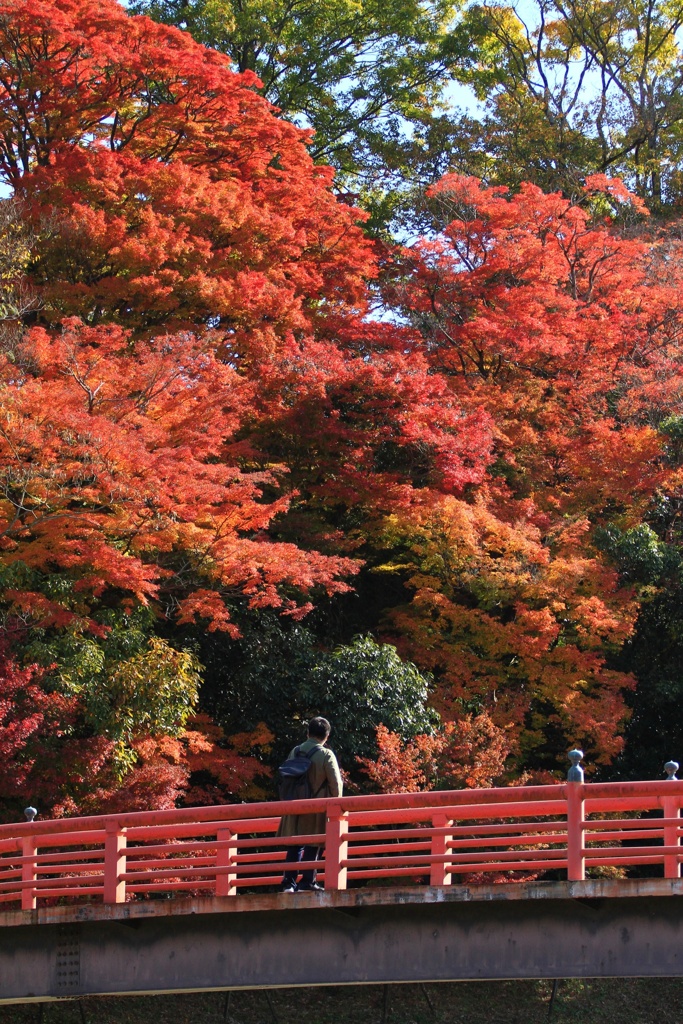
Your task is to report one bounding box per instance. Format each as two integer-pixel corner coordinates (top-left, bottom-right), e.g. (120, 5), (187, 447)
(0, 779), (682, 911)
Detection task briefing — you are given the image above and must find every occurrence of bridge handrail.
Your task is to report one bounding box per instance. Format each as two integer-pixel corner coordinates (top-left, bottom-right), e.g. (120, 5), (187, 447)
(1, 777), (682, 911)
(3, 778), (681, 839)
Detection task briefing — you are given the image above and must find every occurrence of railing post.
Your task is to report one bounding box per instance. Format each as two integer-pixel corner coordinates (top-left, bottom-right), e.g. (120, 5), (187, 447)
(430, 812), (453, 887)
(21, 835), (37, 911)
(215, 827), (238, 897)
(567, 749), (585, 881)
(103, 822), (127, 904)
(663, 760), (680, 879)
(325, 803), (348, 891)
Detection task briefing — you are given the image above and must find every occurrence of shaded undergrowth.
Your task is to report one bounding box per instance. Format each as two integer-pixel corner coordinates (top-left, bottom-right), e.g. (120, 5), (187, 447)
(2, 978), (683, 1024)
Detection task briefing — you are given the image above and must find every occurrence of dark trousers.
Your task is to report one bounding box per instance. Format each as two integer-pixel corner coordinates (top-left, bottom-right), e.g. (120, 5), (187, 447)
(282, 844), (321, 887)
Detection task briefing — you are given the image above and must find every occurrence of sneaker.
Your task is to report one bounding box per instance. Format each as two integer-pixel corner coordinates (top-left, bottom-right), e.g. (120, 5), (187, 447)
(278, 884), (297, 893)
(297, 882), (324, 892)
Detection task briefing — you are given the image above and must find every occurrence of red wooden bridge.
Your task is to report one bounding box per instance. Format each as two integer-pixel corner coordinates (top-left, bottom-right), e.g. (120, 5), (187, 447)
(3, 777), (683, 906)
(2, 777), (683, 1004)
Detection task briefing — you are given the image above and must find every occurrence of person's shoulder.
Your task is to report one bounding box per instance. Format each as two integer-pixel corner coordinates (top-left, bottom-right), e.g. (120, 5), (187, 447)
(309, 743), (335, 760)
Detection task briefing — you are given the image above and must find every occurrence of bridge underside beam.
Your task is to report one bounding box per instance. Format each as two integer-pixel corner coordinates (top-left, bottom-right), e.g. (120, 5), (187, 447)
(2, 884), (683, 1003)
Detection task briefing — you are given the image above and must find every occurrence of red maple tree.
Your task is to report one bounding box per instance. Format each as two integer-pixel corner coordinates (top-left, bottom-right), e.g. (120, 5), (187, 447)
(381, 174), (683, 769)
(0, 0), (499, 813)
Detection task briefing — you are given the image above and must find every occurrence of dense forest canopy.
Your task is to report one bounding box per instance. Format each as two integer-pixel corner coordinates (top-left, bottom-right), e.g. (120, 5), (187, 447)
(131, 0), (683, 226)
(0, 0), (682, 819)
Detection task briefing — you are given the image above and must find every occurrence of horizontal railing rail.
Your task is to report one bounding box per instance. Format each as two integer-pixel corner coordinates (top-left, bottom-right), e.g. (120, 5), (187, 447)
(1, 778), (682, 911)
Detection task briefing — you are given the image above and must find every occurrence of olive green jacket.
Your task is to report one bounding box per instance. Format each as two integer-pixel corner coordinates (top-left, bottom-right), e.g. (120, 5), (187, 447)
(277, 739), (343, 840)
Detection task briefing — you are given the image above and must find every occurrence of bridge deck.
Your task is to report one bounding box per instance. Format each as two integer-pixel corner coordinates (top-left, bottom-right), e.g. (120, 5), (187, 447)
(0, 875), (681, 929)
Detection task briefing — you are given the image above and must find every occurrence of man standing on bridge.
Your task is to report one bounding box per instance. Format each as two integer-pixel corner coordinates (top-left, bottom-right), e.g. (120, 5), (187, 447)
(278, 716), (343, 892)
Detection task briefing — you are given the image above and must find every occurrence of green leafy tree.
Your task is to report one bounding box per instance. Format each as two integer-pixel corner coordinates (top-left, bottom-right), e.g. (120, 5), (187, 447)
(131, 0), (474, 233)
(459, 0), (683, 207)
(199, 615), (438, 775)
(599, 523), (683, 781)
(11, 581), (202, 775)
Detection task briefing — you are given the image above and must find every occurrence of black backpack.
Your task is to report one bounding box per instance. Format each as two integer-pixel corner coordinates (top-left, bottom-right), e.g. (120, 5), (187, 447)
(277, 745), (324, 801)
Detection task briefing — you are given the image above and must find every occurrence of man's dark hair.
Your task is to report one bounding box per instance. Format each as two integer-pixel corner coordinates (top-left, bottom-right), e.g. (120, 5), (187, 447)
(308, 716), (331, 740)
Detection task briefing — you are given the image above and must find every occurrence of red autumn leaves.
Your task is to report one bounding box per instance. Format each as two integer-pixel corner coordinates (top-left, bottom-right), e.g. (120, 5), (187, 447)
(0, 0), (681, 811)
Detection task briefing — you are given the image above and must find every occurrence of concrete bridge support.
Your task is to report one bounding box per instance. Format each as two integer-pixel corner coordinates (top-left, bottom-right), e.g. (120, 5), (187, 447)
(1, 881), (683, 1004)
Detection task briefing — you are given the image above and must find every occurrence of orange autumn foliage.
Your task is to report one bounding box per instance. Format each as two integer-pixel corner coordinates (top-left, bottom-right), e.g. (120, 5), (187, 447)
(3, 0), (372, 344)
(380, 175), (683, 770)
(0, 1), (495, 637)
(0, 320), (358, 632)
(357, 724), (448, 793)
(0, 0), (501, 815)
(3, 0), (683, 807)
(381, 497), (638, 766)
(358, 716), (509, 794)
